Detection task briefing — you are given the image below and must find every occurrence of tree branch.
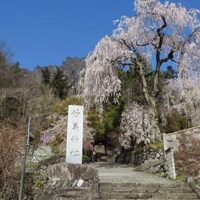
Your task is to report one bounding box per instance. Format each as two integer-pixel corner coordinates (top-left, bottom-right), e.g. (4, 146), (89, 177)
(157, 16), (167, 36)
(160, 49), (175, 64)
(153, 16), (168, 96)
(136, 41), (150, 47)
(120, 39), (132, 51)
(178, 26), (200, 76)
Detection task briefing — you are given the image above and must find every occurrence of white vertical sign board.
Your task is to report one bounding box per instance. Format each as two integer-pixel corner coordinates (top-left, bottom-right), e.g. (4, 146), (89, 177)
(66, 105), (84, 164)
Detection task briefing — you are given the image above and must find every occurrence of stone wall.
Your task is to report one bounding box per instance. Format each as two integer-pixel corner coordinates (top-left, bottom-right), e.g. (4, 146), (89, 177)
(163, 126), (200, 179)
(116, 146), (164, 172)
(26, 163), (99, 200)
(163, 126), (200, 151)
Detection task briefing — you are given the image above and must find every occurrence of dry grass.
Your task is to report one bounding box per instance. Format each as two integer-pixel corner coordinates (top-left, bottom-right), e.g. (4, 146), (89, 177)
(0, 125), (24, 199)
(175, 134), (200, 177)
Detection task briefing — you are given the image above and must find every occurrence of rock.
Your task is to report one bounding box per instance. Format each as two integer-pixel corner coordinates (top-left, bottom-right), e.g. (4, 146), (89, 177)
(67, 164), (80, 180)
(35, 193), (53, 200)
(62, 57), (86, 95)
(78, 164), (88, 175)
(95, 144), (105, 154)
(47, 163), (97, 182)
(72, 179), (79, 187)
(135, 158), (165, 172)
(186, 176), (193, 183)
(98, 156), (109, 162)
(67, 164), (98, 181)
(32, 163), (99, 200)
(31, 145), (52, 163)
(116, 148), (164, 167)
(77, 178), (84, 187)
(80, 166), (97, 181)
(47, 163), (71, 181)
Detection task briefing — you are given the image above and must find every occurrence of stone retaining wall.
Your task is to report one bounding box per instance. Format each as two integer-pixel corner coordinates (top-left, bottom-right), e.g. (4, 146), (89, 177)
(163, 126), (200, 151)
(163, 126), (200, 179)
(29, 163), (99, 200)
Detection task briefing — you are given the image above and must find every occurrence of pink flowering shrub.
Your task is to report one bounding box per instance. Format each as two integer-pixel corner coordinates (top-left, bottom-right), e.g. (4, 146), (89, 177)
(40, 131), (54, 145)
(119, 102), (151, 149)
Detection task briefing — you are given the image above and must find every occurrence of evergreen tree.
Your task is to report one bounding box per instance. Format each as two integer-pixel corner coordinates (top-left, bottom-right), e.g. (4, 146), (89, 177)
(51, 68), (68, 99)
(41, 67), (50, 85)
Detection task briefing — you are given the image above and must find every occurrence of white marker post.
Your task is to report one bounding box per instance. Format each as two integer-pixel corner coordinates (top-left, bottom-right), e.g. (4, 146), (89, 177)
(66, 105), (84, 164)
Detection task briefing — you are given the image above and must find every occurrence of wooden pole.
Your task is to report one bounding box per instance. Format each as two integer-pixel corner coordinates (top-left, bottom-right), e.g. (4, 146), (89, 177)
(18, 117), (31, 200)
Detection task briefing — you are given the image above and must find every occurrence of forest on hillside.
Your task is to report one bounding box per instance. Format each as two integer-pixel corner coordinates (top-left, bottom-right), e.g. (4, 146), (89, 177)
(1, 0), (200, 199)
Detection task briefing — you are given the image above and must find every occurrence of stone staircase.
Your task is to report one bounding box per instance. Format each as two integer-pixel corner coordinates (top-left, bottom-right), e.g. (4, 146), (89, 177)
(36, 182), (199, 200)
(93, 163), (199, 200)
(99, 182), (199, 200)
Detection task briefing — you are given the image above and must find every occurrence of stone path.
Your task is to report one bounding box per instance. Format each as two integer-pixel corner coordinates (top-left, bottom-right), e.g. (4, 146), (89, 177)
(90, 162), (173, 184)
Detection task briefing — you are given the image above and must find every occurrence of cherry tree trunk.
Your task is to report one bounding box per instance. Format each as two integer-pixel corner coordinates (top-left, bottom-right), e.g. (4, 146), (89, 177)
(137, 61), (161, 141)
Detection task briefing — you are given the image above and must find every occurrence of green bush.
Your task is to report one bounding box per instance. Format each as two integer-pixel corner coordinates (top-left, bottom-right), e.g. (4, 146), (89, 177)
(34, 179), (45, 189)
(87, 103), (124, 144)
(176, 175), (186, 182)
(144, 141), (164, 151)
(53, 96), (84, 114)
(160, 110), (191, 133)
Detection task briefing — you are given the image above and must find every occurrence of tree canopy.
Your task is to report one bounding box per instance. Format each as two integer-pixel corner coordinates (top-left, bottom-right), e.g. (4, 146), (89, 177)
(81, 0), (200, 142)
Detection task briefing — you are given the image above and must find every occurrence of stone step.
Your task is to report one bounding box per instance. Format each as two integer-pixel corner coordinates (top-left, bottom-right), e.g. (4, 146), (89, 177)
(100, 188), (193, 193)
(57, 198), (92, 200)
(100, 183), (193, 192)
(100, 192), (198, 199)
(103, 198), (199, 200)
(100, 182), (189, 188)
(49, 187), (94, 199)
(99, 182), (199, 200)
(100, 186), (193, 193)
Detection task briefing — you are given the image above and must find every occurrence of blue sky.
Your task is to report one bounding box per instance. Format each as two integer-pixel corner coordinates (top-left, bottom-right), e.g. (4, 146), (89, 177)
(0, 0), (199, 70)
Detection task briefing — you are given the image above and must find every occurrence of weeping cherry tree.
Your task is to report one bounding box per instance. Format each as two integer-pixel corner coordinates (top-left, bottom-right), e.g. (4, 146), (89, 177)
(164, 77), (200, 127)
(81, 0), (200, 141)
